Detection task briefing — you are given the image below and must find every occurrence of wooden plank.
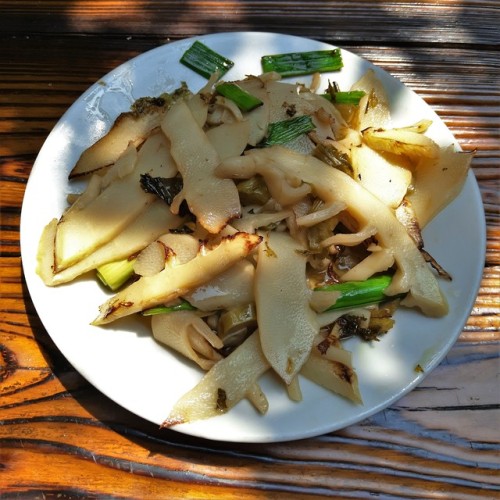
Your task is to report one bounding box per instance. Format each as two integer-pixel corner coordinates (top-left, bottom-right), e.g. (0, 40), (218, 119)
(0, 1), (498, 497)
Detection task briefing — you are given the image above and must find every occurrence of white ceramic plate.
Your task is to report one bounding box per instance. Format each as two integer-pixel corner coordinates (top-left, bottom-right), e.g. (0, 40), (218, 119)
(21, 32), (486, 443)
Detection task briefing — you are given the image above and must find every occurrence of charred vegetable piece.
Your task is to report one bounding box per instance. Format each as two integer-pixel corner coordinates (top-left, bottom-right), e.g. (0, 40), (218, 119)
(140, 174), (192, 218)
(264, 115), (316, 146)
(334, 315), (378, 341)
(70, 86), (189, 179)
(218, 146), (450, 317)
(92, 232), (262, 325)
(162, 99), (241, 233)
(261, 49), (343, 77)
(180, 41), (234, 79)
(314, 275), (393, 310)
(140, 174), (183, 206)
(215, 82), (263, 112)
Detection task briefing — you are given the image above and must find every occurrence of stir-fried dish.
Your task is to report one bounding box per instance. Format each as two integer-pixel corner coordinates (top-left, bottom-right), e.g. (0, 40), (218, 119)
(36, 42), (472, 428)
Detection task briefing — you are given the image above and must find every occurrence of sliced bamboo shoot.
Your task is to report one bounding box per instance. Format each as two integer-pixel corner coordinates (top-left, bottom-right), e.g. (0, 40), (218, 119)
(70, 100), (168, 178)
(93, 232), (262, 325)
(161, 99), (241, 233)
(218, 146), (448, 317)
(152, 310), (223, 371)
(351, 144), (412, 209)
(55, 175), (155, 271)
(55, 131), (174, 272)
(301, 351), (362, 404)
(363, 126), (440, 160)
(48, 201), (182, 285)
(162, 331), (270, 428)
(408, 145), (472, 227)
(206, 120), (251, 161)
(255, 231), (319, 385)
(236, 77), (271, 146)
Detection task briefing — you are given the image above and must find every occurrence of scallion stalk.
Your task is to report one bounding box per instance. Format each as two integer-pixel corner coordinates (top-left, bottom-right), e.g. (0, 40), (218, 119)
(261, 49), (343, 77)
(96, 258), (136, 291)
(141, 300), (196, 316)
(215, 82), (263, 112)
(264, 115), (316, 146)
(180, 41), (234, 79)
(314, 275), (394, 310)
(322, 90), (366, 105)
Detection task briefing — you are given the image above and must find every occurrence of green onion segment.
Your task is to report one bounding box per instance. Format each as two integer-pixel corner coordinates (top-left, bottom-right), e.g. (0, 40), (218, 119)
(261, 49), (343, 77)
(96, 258), (136, 291)
(323, 90), (366, 105)
(264, 115), (316, 146)
(215, 82), (263, 112)
(141, 300), (196, 316)
(180, 41), (234, 79)
(315, 275), (393, 310)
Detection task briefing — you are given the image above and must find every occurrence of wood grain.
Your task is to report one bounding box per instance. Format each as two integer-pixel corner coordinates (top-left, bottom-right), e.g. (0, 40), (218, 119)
(0, 1), (498, 497)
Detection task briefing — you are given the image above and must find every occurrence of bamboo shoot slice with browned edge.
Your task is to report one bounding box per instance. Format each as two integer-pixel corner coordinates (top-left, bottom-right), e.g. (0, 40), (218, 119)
(92, 232), (262, 325)
(217, 146), (448, 317)
(162, 331), (270, 428)
(69, 87), (190, 179)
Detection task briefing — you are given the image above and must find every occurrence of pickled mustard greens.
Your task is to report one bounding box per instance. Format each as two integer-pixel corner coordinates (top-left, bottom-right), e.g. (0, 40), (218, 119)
(36, 43), (472, 429)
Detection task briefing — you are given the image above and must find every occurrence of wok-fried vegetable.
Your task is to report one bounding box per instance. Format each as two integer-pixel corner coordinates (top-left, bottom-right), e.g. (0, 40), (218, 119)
(92, 232), (262, 325)
(219, 303), (257, 347)
(69, 87), (189, 178)
(215, 82), (263, 112)
(96, 257), (136, 291)
(351, 143), (412, 208)
(161, 99), (241, 233)
(313, 274), (394, 311)
(408, 145), (473, 227)
(162, 331), (270, 427)
(183, 259), (255, 312)
(152, 310), (223, 371)
(55, 132), (175, 272)
(142, 300), (196, 316)
(312, 139), (354, 177)
(301, 353), (362, 404)
(349, 69), (390, 131)
(362, 126), (440, 160)
(54, 175), (156, 272)
(36, 59), (470, 427)
(261, 49), (343, 77)
(140, 174), (183, 206)
(255, 231), (319, 385)
(323, 89), (366, 105)
(41, 201), (182, 286)
(236, 176), (271, 205)
(180, 40), (234, 79)
(264, 115), (316, 146)
(218, 146), (448, 317)
(206, 120), (251, 161)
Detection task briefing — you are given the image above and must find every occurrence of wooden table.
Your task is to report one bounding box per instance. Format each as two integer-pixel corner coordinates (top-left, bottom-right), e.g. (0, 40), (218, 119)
(1, 1), (498, 497)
